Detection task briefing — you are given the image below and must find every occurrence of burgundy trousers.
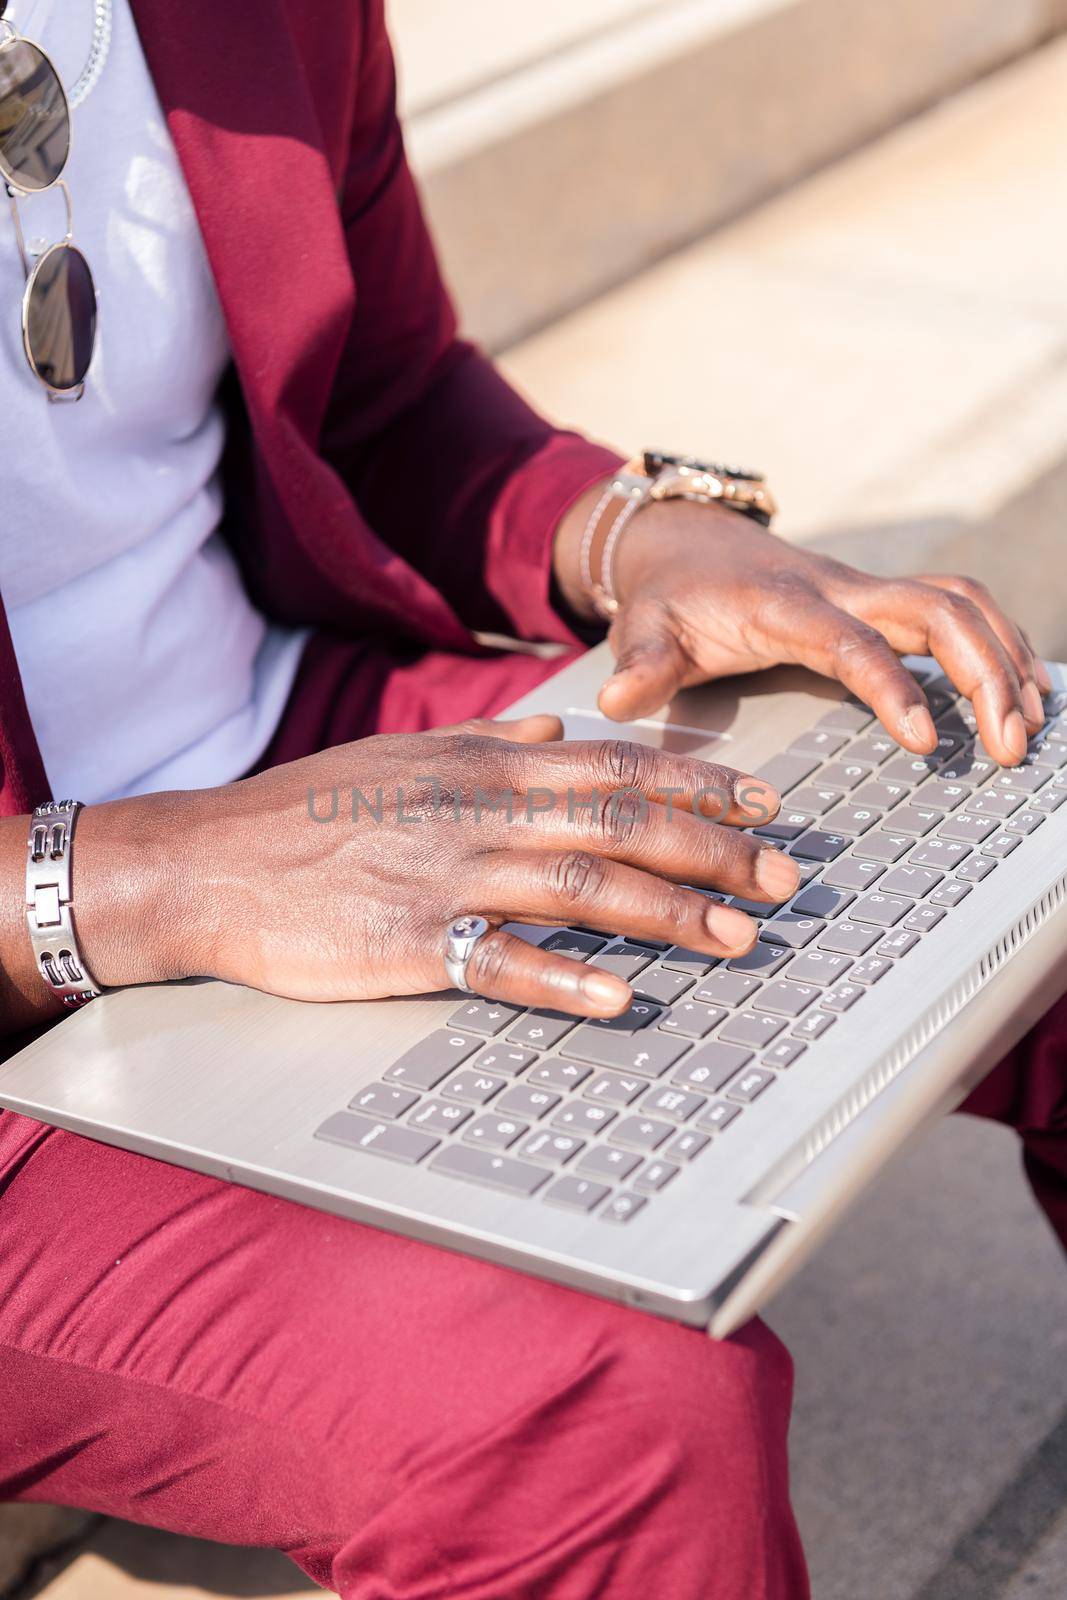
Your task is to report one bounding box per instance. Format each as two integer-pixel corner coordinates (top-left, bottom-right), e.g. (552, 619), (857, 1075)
(2, 636), (1066, 1600)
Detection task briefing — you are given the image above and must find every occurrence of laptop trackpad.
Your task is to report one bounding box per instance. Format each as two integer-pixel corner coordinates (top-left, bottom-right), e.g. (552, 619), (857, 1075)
(561, 710), (728, 758)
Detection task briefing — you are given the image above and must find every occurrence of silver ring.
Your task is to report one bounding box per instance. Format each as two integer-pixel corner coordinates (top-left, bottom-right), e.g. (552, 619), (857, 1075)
(444, 915), (491, 993)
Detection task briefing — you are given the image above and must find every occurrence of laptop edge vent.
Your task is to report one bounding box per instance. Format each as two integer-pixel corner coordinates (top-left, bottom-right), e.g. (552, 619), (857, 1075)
(750, 870), (1067, 1198)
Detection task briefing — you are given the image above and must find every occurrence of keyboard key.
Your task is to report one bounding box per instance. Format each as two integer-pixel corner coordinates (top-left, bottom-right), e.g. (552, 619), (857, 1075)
(903, 904), (946, 932)
(761, 913), (826, 949)
(821, 857), (886, 891)
(658, 1001), (727, 1038)
(819, 760), (874, 791)
(847, 732), (898, 765)
(1002, 809), (1043, 836)
(789, 784), (845, 815)
(590, 999), (662, 1033)
(507, 1012), (578, 1050)
(821, 804), (883, 835)
(585, 1071), (647, 1107)
(892, 805), (941, 836)
(610, 1115), (674, 1152)
(642, 1085), (706, 1121)
(386, 1030), (482, 1091)
(552, 1102), (617, 1136)
(850, 956), (893, 985)
(791, 831), (849, 862)
(789, 727), (850, 758)
(764, 1038), (807, 1068)
(820, 982), (863, 1013)
(983, 830), (1021, 859)
(880, 754), (937, 786)
(853, 778), (911, 809)
(877, 930), (920, 957)
(909, 838), (971, 869)
(520, 1129), (585, 1165)
(850, 892), (913, 927)
(967, 790), (1023, 819)
(430, 1144), (550, 1195)
(442, 1069), (508, 1106)
(634, 1159), (680, 1194)
(575, 1145), (641, 1181)
(920, 781), (973, 811)
(1025, 736), (1067, 769)
(938, 813), (999, 845)
(634, 967), (695, 1005)
(726, 943), (792, 976)
(786, 950), (853, 986)
(588, 944), (656, 982)
(693, 971), (762, 1007)
(757, 810), (816, 842)
(560, 1029), (687, 1077)
(449, 999), (522, 1036)
(1032, 788), (1067, 814)
(600, 1192), (647, 1223)
(464, 1113), (529, 1150)
(349, 1083), (419, 1120)
(753, 979), (819, 1018)
(496, 1083), (561, 1119)
(791, 1011), (835, 1040)
(879, 864), (942, 897)
(661, 946), (718, 976)
(666, 1129), (711, 1161)
(719, 1010), (786, 1048)
(992, 765), (1050, 796)
(619, 936), (671, 952)
(955, 855), (998, 882)
(754, 752), (819, 796)
(928, 879), (972, 908)
(472, 1044), (537, 1078)
(940, 750), (996, 784)
(853, 832), (911, 863)
(543, 1175), (611, 1212)
(672, 1040), (753, 1090)
(527, 1059), (592, 1092)
(696, 1099), (743, 1133)
(726, 1066), (776, 1103)
(408, 1098), (471, 1134)
(541, 930), (607, 959)
(316, 1111), (439, 1164)
(792, 884), (855, 919)
(816, 921), (883, 956)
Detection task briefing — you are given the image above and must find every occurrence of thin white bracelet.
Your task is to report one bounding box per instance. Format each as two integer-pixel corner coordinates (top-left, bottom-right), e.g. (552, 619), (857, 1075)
(578, 484), (615, 600)
(591, 496), (644, 619)
(25, 801), (103, 1009)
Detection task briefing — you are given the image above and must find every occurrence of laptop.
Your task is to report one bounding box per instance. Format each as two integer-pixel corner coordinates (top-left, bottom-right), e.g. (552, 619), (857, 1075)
(2, 646), (1066, 1338)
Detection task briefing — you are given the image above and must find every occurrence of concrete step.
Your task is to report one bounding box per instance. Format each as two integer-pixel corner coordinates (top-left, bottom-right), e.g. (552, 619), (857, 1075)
(501, 36), (1067, 656)
(393, 0), (1067, 349)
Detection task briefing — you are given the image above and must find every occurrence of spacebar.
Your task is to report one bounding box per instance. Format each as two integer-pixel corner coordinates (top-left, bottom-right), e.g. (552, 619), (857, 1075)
(430, 1144), (550, 1195)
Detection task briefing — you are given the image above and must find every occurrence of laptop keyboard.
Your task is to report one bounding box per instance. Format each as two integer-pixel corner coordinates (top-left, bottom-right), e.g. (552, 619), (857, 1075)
(316, 674), (1067, 1224)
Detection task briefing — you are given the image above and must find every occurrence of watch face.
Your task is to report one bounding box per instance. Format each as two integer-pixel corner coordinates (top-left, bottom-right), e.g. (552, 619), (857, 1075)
(644, 448), (763, 482)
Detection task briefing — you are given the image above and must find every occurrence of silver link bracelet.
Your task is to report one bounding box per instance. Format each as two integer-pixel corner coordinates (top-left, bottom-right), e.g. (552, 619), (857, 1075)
(25, 800), (102, 1008)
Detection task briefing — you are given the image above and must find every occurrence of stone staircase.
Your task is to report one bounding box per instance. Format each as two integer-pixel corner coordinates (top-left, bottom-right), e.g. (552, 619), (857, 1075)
(4, 4), (1067, 1596)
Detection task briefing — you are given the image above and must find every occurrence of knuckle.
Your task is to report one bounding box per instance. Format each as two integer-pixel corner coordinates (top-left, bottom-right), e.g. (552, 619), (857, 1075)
(946, 573), (991, 606)
(598, 738), (652, 792)
(545, 849), (609, 906)
(831, 619), (889, 669)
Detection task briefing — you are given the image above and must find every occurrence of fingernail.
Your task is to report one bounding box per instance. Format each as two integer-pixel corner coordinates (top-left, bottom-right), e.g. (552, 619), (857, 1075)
(899, 704), (937, 750)
(1022, 681), (1045, 727)
(756, 847), (800, 902)
(580, 971), (631, 1012)
(734, 777), (780, 826)
(1002, 709), (1028, 764)
(705, 902), (756, 953)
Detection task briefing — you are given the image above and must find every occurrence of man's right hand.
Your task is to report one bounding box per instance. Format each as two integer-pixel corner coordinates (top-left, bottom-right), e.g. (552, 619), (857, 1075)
(76, 717), (793, 1019)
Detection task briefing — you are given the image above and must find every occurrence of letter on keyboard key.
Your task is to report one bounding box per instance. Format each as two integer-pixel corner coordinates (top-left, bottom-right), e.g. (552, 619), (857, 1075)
(849, 892), (913, 927)
(316, 1111), (439, 1164)
(543, 1175), (611, 1212)
(821, 858), (885, 891)
(937, 813), (999, 844)
(753, 979), (819, 1018)
(760, 914), (826, 948)
(815, 921), (882, 956)
(430, 1145), (551, 1195)
(791, 1011), (835, 1040)
(791, 831), (849, 862)
(785, 950), (852, 986)
(560, 1028), (687, 1076)
(385, 1030), (483, 1090)
(791, 884), (856, 918)
(693, 971), (762, 1007)
(879, 865), (942, 897)
(672, 1040), (753, 1090)
(726, 942), (792, 976)
(658, 1001), (727, 1038)
(909, 838), (970, 869)
(590, 999), (662, 1033)
(853, 832), (911, 863)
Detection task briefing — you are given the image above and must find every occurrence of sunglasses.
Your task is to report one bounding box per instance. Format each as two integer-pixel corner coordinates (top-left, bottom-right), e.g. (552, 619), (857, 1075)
(0, 15), (97, 400)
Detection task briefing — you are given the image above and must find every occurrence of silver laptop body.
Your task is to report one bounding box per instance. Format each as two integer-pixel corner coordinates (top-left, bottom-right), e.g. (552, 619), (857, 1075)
(2, 648), (1066, 1339)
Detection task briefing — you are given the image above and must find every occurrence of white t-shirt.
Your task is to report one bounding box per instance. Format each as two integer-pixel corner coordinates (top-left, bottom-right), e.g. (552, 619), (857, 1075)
(0, 0), (307, 803)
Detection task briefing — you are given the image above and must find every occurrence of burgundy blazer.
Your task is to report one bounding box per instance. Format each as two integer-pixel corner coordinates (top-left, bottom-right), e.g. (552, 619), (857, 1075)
(0, 0), (621, 816)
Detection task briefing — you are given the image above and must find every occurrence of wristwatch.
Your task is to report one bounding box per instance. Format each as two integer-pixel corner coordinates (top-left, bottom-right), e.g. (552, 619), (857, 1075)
(581, 449), (778, 619)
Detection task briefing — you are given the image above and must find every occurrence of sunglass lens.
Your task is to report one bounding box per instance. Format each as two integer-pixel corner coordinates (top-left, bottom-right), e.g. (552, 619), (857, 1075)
(0, 37), (70, 191)
(24, 243), (96, 392)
